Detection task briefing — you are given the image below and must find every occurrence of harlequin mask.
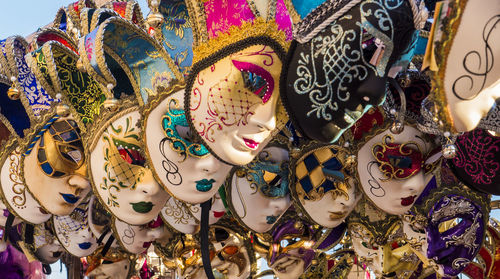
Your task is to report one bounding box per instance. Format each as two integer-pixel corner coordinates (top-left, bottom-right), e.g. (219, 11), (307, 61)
(53, 200), (98, 257)
(227, 146), (291, 233)
(282, 0), (426, 143)
(143, 88), (232, 204)
(184, 0), (292, 166)
(21, 30), (104, 216)
(429, 0), (500, 132)
(291, 142), (360, 228)
(88, 107), (169, 225)
(22, 116), (92, 216)
(113, 216), (165, 254)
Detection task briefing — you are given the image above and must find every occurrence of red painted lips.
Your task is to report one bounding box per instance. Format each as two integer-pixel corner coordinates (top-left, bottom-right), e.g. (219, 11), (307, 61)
(401, 195), (416, 206)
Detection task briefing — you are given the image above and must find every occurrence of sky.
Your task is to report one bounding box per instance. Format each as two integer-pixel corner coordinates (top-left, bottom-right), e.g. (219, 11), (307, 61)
(1, 0), (499, 278)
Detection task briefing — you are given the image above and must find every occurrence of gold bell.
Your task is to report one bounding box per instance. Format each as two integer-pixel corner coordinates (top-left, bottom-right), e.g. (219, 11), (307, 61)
(103, 98), (120, 111)
(56, 103), (71, 117)
(7, 85), (20, 100)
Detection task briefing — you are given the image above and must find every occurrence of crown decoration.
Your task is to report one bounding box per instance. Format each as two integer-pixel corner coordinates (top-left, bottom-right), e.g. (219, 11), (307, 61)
(25, 28), (105, 132)
(186, 0), (293, 65)
(79, 15), (183, 107)
(148, 0), (194, 75)
(0, 36), (55, 119)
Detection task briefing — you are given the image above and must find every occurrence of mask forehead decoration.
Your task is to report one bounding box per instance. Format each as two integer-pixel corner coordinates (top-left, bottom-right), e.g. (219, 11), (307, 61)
(184, 0), (292, 166)
(408, 161), (490, 277)
(428, 0), (500, 132)
(282, 0), (427, 143)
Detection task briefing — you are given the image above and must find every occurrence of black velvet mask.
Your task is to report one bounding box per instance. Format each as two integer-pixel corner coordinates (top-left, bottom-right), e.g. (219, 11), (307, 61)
(281, 0), (419, 143)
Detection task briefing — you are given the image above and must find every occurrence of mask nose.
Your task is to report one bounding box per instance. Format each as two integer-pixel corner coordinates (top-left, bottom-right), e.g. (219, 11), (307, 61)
(248, 100), (277, 133)
(269, 196), (291, 214)
(357, 71), (388, 106)
(195, 155), (225, 175)
(136, 170), (162, 195)
(68, 175), (91, 192)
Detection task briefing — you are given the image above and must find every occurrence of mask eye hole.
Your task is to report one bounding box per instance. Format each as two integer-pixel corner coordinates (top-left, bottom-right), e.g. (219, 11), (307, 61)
(114, 139), (146, 167)
(438, 218), (463, 234)
(214, 228), (229, 243)
(175, 124), (195, 143)
(388, 155), (412, 169)
(232, 59), (274, 103)
(241, 71), (268, 97)
(263, 171), (282, 186)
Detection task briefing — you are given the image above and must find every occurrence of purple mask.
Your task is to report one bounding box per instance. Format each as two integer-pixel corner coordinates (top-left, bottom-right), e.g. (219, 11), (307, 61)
(411, 162), (489, 277)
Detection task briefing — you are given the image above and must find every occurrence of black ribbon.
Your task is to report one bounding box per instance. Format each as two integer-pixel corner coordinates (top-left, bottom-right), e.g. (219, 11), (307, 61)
(101, 234), (115, 257)
(200, 199), (215, 279)
(3, 213), (15, 241)
(96, 228), (110, 245)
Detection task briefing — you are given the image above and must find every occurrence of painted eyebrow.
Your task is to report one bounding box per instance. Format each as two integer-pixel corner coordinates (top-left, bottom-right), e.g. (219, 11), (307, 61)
(231, 59), (274, 103)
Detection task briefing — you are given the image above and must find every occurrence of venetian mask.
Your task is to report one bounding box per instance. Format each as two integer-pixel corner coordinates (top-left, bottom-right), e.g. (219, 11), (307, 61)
(430, 0), (500, 132)
(22, 117), (92, 216)
(113, 216), (165, 254)
(291, 142), (360, 228)
(208, 225), (252, 279)
(406, 162), (490, 278)
(53, 200), (98, 257)
(282, 0), (425, 143)
(349, 198), (422, 278)
(356, 124), (432, 215)
(173, 235), (206, 279)
(143, 88), (231, 204)
(268, 219), (317, 279)
(88, 107), (169, 225)
(184, 0), (292, 166)
(30, 223), (65, 264)
(227, 146), (291, 233)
